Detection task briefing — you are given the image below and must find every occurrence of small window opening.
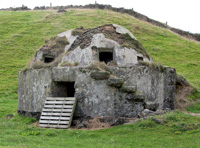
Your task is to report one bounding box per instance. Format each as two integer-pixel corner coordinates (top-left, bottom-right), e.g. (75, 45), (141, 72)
(137, 56), (143, 62)
(44, 57), (54, 63)
(99, 52), (113, 64)
(51, 82), (75, 97)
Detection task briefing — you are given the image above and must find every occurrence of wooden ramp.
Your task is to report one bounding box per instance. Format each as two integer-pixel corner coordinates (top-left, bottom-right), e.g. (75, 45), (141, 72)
(39, 97), (77, 129)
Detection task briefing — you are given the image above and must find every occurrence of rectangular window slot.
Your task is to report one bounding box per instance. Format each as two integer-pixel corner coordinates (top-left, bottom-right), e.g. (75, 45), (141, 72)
(99, 52), (113, 64)
(44, 57), (54, 63)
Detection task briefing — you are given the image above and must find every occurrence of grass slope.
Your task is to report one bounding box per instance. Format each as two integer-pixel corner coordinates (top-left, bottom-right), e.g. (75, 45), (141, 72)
(0, 9), (200, 147)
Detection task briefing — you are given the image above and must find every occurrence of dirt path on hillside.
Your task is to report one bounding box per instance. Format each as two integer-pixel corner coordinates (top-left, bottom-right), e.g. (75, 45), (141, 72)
(185, 112), (200, 117)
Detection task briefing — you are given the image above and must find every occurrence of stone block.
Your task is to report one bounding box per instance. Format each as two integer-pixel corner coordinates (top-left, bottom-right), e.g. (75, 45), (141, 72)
(90, 70), (110, 80)
(120, 85), (137, 93)
(126, 93), (145, 102)
(145, 102), (159, 111)
(107, 77), (124, 87)
(138, 109), (154, 118)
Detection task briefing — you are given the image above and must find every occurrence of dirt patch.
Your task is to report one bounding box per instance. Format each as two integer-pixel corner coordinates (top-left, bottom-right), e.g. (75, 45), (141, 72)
(71, 26), (89, 36)
(71, 117), (139, 130)
(186, 112), (200, 117)
(69, 24), (150, 59)
(86, 117), (111, 130)
(32, 121), (39, 126)
(175, 75), (193, 110)
(176, 86), (193, 110)
(71, 117), (111, 130)
(40, 36), (69, 57)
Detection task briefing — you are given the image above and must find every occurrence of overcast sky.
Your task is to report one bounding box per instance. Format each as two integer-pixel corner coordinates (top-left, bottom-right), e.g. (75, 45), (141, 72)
(1, 0), (200, 33)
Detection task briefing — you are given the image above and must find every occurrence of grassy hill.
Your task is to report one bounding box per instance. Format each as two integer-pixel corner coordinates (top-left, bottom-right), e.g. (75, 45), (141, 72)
(0, 9), (200, 147)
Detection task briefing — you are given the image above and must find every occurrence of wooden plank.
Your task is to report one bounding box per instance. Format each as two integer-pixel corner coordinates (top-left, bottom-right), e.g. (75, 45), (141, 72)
(43, 108), (72, 112)
(40, 116), (70, 120)
(68, 98), (77, 128)
(41, 112), (71, 116)
(39, 120), (69, 124)
(45, 101), (74, 104)
(39, 97), (77, 129)
(44, 105), (73, 109)
(46, 101), (75, 104)
(46, 97), (75, 101)
(39, 124), (68, 129)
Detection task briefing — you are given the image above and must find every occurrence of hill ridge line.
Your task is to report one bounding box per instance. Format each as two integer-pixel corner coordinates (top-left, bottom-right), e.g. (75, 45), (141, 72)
(1, 3), (200, 42)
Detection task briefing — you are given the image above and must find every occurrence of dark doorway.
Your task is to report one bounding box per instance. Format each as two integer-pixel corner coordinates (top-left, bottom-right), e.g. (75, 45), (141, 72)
(99, 52), (113, 64)
(66, 82), (75, 97)
(51, 82), (75, 97)
(44, 57), (54, 63)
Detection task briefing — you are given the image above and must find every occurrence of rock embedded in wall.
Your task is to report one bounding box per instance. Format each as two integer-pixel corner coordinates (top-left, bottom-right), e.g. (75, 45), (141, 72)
(120, 84), (137, 93)
(90, 70), (110, 80)
(107, 77), (124, 87)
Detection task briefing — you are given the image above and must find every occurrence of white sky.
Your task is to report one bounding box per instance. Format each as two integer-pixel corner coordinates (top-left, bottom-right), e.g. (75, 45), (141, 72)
(1, 0), (200, 33)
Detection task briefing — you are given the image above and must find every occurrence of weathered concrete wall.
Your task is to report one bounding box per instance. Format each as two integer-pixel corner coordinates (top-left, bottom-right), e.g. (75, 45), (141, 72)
(61, 33), (151, 66)
(18, 65), (176, 119)
(61, 46), (94, 66)
(33, 24), (153, 68)
(163, 68), (176, 110)
(58, 29), (78, 52)
(18, 69), (52, 113)
(74, 72), (144, 118)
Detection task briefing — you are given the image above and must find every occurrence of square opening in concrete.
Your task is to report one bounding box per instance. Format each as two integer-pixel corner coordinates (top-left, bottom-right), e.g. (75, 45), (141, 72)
(44, 57), (54, 63)
(51, 82), (75, 97)
(99, 52), (113, 64)
(137, 56), (143, 62)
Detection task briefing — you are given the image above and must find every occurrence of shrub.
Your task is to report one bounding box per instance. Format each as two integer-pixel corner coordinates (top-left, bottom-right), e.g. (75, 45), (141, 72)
(139, 61), (166, 72)
(31, 61), (50, 69)
(71, 28), (87, 36)
(60, 61), (78, 67)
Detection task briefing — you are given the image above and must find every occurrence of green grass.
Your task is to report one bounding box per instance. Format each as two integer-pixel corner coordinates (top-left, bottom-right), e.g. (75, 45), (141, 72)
(187, 89), (200, 112)
(0, 9), (200, 147)
(187, 103), (200, 113)
(0, 111), (200, 148)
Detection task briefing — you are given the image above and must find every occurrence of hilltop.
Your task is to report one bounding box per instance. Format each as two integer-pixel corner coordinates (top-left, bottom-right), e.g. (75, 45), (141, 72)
(2, 4), (200, 42)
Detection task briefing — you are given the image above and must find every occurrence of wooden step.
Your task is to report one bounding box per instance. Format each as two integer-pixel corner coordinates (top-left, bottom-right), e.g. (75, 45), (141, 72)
(44, 105), (74, 109)
(41, 112), (71, 116)
(46, 101), (74, 104)
(40, 116), (70, 120)
(42, 108), (73, 112)
(46, 97), (76, 101)
(45, 101), (74, 104)
(39, 97), (77, 129)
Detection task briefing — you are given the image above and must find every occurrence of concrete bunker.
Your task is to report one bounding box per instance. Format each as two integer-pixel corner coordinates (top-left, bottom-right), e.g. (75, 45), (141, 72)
(18, 24), (176, 126)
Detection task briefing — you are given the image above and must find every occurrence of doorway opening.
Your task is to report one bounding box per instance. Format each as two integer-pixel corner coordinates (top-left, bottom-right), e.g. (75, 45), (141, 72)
(51, 82), (75, 97)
